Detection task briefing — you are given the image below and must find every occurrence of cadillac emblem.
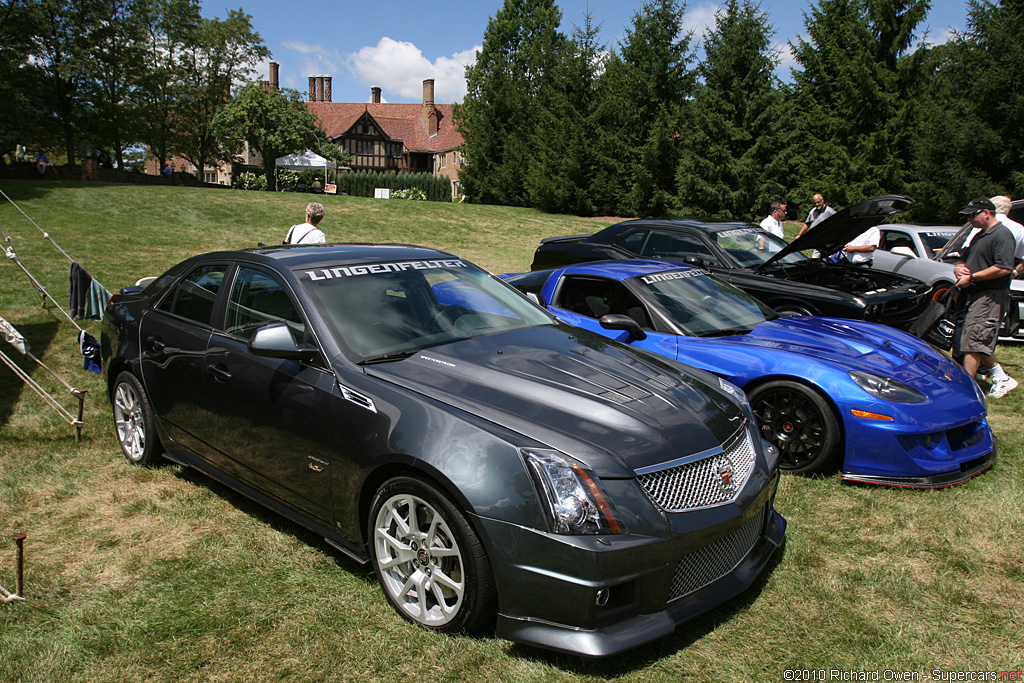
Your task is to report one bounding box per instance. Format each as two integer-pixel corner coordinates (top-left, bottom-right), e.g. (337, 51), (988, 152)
(714, 456), (738, 494)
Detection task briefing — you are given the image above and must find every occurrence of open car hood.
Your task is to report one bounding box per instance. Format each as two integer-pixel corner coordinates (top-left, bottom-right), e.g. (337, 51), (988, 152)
(759, 194), (914, 270)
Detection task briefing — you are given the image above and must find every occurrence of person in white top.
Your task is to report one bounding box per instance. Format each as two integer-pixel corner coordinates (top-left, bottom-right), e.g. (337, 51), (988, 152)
(759, 201), (787, 239)
(842, 226), (880, 264)
(991, 195), (1024, 276)
(284, 202), (327, 245)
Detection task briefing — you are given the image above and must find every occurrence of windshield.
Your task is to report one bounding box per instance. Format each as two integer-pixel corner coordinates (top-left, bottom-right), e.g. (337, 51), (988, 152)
(712, 228), (809, 267)
(635, 269), (776, 337)
(920, 231), (958, 257)
(300, 258), (554, 361)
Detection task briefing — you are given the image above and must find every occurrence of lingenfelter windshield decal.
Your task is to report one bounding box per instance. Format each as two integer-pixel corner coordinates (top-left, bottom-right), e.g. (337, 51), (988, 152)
(303, 259), (466, 281)
(718, 228), (759, 238)
(640, 269), (708, 285)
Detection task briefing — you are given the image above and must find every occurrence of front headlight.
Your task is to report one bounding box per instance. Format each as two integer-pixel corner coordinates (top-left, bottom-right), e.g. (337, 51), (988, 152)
(522, 449), (624, 535)
(718, 376), (746, 404)
(849, 371), (926, 403)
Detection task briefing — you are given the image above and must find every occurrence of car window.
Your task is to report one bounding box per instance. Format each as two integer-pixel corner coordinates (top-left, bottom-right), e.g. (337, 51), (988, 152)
(225, 267), (305, 343)
(634, 269), (774, 337)
(919, 231), (958, 257)
(712, 228), (807, 266)
(555, 276), (652, 329)
(158, 263), (227, 326)
(299, 258), (554, 361)
(879, 230), (916, 254)
(628, 230), (720, 266)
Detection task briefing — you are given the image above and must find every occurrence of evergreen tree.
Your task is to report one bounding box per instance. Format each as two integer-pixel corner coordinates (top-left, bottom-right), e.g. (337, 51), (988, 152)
(789, 0), (929, 207)
(675, 0), (790, 219)
(593, 0), (696, 217)
(912, 0), (1024, 220)
(455, 0), (564, 206)
(524, 14), (605, 215)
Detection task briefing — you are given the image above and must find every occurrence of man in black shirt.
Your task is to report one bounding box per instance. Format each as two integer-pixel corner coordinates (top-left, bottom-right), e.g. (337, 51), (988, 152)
(954, 197), (1017, 397)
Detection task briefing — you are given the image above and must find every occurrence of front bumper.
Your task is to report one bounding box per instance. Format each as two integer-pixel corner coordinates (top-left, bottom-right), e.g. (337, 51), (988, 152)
(842, 448), (996, 489)
(475, 471), (785, 657)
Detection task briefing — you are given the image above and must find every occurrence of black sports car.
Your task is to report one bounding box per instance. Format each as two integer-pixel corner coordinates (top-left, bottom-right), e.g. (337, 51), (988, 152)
(101, 243), (785, 658)
(531, 195), (932, 327)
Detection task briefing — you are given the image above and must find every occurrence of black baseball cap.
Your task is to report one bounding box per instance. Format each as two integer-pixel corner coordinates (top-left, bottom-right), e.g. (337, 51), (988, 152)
(959, 197), (996, 215)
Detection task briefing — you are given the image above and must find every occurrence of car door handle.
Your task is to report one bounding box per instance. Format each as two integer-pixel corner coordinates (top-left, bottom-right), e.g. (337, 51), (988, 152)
(146, 336), (166, 353)
(207, 364), (232, 382)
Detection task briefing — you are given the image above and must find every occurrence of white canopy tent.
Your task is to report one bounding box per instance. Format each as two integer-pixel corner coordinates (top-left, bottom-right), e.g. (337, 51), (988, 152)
(274, 150), (335, 190)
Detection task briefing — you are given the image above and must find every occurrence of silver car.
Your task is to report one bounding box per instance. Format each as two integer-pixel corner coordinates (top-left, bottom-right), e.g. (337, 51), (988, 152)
(873, 220), (1024, 338)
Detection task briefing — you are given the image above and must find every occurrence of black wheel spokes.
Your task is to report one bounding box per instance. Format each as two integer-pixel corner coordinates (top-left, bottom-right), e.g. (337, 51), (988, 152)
(755, 389), (825, 468)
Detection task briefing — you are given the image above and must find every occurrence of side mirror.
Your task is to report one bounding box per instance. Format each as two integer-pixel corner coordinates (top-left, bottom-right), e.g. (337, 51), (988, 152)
(682, 255), (705, 267)
(526, 291), (546, 307)
(890, 246), (917, 258)
(599, 314), (647, 340)
(248, 323), (317, 360)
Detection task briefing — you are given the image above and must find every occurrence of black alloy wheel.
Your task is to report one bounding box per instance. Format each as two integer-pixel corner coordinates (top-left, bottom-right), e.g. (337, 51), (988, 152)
(749, 380), (840, 475)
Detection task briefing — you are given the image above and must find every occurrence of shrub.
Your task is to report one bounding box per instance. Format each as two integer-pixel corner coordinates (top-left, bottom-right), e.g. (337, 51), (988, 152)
(391, 188), (427, 200)
(234, 172), (267, 191)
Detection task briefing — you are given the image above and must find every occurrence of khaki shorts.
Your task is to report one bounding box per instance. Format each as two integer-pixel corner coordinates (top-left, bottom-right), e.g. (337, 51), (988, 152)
(959, 289), (1008, 356)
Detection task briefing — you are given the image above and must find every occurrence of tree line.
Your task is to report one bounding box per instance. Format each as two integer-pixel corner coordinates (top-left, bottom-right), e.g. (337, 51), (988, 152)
(455, 0), (1024, 224)
(0, 0), (341, 191)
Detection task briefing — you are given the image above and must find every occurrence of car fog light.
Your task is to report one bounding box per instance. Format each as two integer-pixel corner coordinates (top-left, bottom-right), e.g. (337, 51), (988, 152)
(596, 589), (610, 607)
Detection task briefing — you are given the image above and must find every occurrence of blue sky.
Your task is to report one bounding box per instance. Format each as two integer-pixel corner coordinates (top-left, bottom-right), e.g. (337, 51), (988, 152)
(202, 0), (970, 104)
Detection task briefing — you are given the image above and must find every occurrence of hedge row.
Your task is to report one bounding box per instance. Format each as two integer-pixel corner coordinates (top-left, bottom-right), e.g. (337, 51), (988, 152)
(334, 170), (451, 202)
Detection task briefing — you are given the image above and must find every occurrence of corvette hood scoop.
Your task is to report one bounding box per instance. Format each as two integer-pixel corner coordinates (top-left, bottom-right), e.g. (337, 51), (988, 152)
(366, 326), (749, 477)
(733, 316), (941, 381)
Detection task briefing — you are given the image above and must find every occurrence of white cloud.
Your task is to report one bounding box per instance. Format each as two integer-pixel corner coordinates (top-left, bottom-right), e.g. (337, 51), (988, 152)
(280, 40), (345, 91)
(346, 37), (479, 103)
(686, 2), (721, 41)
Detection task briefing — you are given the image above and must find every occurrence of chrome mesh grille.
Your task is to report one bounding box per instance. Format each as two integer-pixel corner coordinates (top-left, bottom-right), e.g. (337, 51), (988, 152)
(668, 506), (765, 602)
(636, 430), (756, 512)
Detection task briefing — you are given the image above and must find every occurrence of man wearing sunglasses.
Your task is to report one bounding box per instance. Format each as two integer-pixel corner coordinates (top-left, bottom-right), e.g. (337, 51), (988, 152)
(953, 197), (1017, 397)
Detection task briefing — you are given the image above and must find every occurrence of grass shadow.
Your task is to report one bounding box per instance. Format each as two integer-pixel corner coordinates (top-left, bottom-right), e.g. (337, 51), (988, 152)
(0, 319), (63, 430)
(172, 465), (375, 584)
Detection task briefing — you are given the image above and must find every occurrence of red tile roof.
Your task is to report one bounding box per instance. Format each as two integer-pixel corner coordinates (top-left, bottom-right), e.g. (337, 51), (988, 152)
(307, 102), (464, 152)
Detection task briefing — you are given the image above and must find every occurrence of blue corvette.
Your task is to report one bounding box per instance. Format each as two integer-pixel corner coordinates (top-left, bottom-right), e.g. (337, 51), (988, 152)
(503, 259), (996, 488)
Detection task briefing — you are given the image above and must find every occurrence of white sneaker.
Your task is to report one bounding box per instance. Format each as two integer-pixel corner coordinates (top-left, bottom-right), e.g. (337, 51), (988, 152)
(989, 376), (1018, 398)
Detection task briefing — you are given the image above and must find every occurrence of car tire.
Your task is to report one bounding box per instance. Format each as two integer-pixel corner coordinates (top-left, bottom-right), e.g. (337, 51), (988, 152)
(773, 303), (814, 317)
(369, 476), (496, 634)
(748, 380), (841, 475)
(111, 371), (164, 467)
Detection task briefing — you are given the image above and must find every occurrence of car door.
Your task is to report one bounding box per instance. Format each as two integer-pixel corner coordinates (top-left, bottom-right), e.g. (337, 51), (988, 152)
(139, 262), (227, 459)
(201, 264), (337, 526)
(549, 274), (679, 360)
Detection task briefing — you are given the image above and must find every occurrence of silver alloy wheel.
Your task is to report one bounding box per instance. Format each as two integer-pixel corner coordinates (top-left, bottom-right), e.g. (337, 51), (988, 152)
(372, 492), (465, 626)
(113, 380), (146, 461)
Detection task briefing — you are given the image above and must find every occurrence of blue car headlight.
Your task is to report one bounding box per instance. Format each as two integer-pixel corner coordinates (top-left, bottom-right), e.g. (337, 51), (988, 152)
(849, 371), (927, 403)
(522, 449), (624, 535)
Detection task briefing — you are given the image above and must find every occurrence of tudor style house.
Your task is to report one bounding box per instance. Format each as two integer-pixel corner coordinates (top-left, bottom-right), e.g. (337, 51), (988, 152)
(306, 78), (464, 198)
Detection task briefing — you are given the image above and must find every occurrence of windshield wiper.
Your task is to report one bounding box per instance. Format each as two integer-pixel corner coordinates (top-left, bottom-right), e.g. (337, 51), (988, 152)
(359, 349), (420, 365)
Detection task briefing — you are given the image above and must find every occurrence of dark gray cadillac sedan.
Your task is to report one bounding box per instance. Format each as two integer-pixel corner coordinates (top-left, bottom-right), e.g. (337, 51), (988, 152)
(100, 243), (785, 657)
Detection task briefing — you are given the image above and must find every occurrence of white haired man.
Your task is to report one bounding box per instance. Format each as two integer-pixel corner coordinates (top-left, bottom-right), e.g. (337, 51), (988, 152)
(284, 202), (327, 244)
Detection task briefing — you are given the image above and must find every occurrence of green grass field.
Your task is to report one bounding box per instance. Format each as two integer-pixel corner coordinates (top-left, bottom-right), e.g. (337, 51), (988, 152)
(1, 181), (1021, 682)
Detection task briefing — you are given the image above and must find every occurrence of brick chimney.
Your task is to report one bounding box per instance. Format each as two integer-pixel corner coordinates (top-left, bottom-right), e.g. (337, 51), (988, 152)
(270, 61), (279, 89)
(309, 76), (317, 102)
(421, 79), (438, 136)
(371, 87), (381, 103)
(323, 76), (332, 102)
